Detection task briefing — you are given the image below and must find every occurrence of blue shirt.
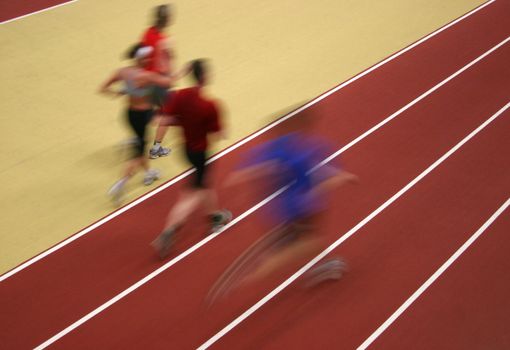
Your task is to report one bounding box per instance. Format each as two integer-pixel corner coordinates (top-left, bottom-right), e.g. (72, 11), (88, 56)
(244, 132), (339, 223)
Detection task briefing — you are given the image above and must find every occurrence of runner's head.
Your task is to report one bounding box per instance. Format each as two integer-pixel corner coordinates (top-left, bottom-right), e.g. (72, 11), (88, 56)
(127, 43), (153, 67)
(190, 59), (209, 86)
(154, 4), (171, 29)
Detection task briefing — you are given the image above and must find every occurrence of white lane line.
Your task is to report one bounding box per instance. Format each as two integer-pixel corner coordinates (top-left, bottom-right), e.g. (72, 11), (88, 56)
(0, 0), (495, 281)
(312, 36), (509, 172)
(197, 102), (510, 350)
(357, 197), (510, 350)
(33, 36), (510, 350)
(33, 186), (288, 350)
(208, 0), (496, 167)
(0, 0), (79, 25)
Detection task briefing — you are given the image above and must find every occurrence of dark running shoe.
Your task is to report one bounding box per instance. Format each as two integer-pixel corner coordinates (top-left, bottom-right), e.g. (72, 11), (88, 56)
(209, 209), (233, 235)
(151, 227), (176, 259)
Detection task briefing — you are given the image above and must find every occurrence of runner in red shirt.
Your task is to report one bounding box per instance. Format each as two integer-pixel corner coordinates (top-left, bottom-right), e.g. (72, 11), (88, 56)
(141, 5), (171, 77)
(152, 59), (231, 258)
(140, 4), (189, 159)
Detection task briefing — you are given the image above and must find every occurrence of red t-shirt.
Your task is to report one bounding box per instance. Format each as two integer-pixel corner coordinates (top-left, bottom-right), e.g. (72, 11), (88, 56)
(141, 26), (168, 73)
(161, 87), (221, 152)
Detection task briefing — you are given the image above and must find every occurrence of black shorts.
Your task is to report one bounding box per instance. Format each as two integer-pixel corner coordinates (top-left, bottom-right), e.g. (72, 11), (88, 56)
(127, 109), (153, 157)
(185, 148), (208, 188)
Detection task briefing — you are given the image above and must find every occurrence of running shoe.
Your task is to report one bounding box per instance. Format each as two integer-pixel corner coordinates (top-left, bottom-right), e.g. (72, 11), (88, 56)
(143, 169), (161, 186)
(108, 180), (126, 206)
(209, 209), (233, 235)
(149, 146), (171, 159)
(151, 227), (176, 259)
(305, 258), (347, 287)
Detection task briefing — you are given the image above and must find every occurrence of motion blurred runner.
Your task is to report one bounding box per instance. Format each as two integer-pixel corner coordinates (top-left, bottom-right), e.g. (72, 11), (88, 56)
(207, 111), (358, 304)
(100, 44), (173, 205)
(152, 59), (231, 258)
(141, 4), (190, 159)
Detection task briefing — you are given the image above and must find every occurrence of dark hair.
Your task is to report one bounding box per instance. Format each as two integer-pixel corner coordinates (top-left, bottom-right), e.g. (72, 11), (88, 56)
(126, 43), (144, 59)
(154, 4), (170, 27)
(190, 59), (207, 84)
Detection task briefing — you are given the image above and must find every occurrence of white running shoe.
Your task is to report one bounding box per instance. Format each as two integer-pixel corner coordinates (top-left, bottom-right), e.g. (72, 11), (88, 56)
(305, 258), (348, 287)
(143, 169), (161, 186)
(149, 146), (171, 159)
(108, 179), (126, 206)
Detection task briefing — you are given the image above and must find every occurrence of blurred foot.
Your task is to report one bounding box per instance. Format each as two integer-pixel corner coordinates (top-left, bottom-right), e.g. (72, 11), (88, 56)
(149, 146), (171, 159)
(305, 258), (347, 287)
(143, 169), (161, 186)
(108, 179), (127, 206)
(151, 227), (176, 259)
(209, 209), (233, 234)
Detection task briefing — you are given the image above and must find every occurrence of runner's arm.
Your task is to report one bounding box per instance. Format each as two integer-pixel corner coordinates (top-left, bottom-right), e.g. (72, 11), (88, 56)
(207, 102), (227, 141)
(99, 69), (124, 97)
(170, 62), (192, 81)
(314, 169), (359, 195)
(146, 71), (173, 87)
(224, 161), (277, 187)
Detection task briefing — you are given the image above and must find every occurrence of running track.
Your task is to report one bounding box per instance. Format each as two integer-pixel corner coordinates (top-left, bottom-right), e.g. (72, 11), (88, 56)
(0, 0), (76, 24)
(1, 1), (510, 349)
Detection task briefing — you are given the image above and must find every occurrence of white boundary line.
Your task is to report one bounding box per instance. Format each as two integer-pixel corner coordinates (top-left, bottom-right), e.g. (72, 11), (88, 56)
(197, 102), (510, 349)
(0, 0), (496, 282)
(207, 0), (495, 167)
(34, 41), (510, 347)
(0, 0), (79, 25)
(32, 186), (288, 350)
(357, 197), (510, 350)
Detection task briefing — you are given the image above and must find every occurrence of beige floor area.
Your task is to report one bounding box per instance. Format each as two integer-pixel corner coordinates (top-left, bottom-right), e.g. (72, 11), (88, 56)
(0, 0), (484, 274)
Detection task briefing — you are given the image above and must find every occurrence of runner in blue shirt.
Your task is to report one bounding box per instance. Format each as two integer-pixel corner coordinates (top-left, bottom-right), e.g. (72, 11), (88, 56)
(207, 112), (358, 304)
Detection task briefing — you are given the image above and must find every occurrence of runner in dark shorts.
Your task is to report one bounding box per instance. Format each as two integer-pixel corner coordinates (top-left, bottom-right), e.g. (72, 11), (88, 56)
(151, 59), (231, 258)
(206, 112), (359, 304)
(185, 148), (207, 188)
(140, 4), (191, 158)
(99, 44), (173, 206)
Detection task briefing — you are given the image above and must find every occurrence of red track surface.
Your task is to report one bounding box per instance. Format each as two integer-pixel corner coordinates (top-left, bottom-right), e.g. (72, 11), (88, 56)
(0, 0), (73, 23)
(1, 1), (509, 349)
(371, 210), (510, 350)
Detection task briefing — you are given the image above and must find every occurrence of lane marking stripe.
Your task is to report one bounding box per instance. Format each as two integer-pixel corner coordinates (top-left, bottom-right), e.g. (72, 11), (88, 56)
(35, 39), (509, 348)
(0, 0), (79, 25)
(357, 197), (510, 350)
(198, 102), (510, 349)
(0, 0), (496, 282)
